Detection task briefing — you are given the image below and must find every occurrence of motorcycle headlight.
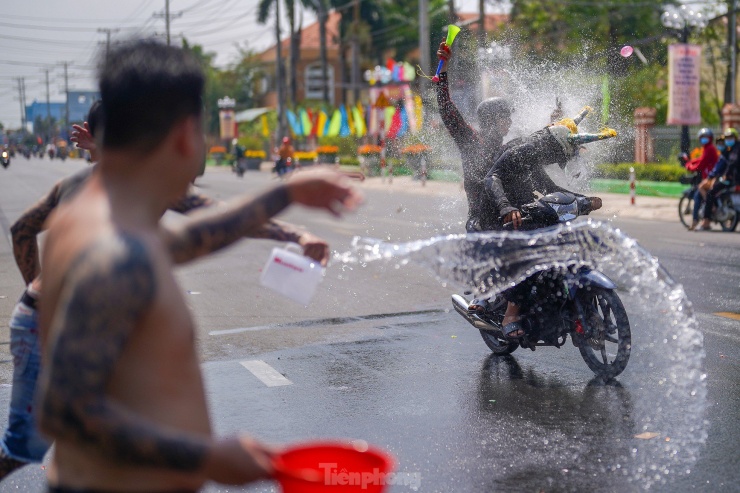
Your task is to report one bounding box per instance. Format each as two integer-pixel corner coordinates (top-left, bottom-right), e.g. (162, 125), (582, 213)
(2, 151), (8, 158)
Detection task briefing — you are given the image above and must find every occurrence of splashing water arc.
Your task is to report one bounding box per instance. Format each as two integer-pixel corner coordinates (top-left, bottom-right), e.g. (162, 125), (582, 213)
(335, 220), (707, 490)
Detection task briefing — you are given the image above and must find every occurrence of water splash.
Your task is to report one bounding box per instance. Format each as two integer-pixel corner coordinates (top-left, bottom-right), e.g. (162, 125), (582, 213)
(335, 219), (706, 489)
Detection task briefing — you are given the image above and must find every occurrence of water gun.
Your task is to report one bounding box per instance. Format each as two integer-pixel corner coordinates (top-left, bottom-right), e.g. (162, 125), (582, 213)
(431, 25), (461, 83)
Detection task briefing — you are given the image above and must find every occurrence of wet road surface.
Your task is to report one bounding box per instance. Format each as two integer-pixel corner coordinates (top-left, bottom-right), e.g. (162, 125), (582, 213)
(0, 159), (737, 492)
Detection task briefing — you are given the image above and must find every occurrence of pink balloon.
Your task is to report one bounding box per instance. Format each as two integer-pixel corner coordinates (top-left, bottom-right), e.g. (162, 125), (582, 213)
(620, 46), (634, 58)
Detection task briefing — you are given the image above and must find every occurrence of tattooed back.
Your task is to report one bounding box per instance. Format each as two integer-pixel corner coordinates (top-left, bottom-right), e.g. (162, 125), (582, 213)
(38, 172), (213, 490)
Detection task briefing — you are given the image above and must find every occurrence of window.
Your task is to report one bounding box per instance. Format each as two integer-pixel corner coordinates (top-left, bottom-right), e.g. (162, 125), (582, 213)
(305, 63), (334, 103)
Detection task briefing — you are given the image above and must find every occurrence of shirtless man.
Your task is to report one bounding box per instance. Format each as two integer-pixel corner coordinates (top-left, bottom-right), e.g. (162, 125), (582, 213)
(36, 39), (361, 491)
(0, 104), (331, 480)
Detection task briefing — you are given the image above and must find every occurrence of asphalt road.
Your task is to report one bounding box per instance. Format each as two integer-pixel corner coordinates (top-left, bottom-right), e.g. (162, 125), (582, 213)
(0, 157), (737, 492)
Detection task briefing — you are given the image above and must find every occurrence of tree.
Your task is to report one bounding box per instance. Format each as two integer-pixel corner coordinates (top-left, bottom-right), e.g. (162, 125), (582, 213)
(258, 0), (301, 106)
(182, 40), (263, 136)
(303, 0), (331, 104)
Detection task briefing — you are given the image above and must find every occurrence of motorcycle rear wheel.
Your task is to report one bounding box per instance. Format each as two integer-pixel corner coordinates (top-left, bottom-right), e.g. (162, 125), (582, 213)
(717, 197), (739, 232)
(678, 194), (694, 229)
(478, 330), (518, 355)
(577, 287), (631, 379)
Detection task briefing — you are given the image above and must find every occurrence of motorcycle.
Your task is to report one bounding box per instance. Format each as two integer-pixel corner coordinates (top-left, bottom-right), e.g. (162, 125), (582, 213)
(678, 173), (739, 231)
(1, 148), (10, 169)
(452, 192), (632, 379)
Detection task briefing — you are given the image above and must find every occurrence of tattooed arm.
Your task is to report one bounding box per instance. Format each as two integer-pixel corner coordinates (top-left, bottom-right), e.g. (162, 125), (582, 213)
(169, 189), (328, 264)
(38, 235), (207, 470)
(10, 185), (61, 284)
(165, 172), (361, 265)
(165, 186), (292, 265)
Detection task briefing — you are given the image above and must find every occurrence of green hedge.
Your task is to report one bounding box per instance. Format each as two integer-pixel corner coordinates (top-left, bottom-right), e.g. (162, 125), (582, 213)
(594, 163), (688, 182)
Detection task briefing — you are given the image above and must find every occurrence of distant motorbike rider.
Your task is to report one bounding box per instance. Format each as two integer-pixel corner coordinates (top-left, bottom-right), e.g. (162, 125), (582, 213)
(684, 128), (719, 230)
(435, 40), (517, 232)
(480, 113), (616, 338)
(699, 128), (740, 231)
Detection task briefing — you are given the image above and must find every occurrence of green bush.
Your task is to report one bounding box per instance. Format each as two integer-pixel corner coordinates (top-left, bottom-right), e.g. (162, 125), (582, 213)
(318, 135), (358, 156)
(339, 156), (360, 166)
(594, 163), (688, 182)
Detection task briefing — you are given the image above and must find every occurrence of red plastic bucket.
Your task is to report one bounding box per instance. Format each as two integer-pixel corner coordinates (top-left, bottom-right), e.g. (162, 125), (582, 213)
(274, 441), (395, 492)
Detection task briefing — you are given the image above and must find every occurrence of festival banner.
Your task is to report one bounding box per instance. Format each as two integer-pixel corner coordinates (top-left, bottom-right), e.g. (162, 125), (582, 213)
(667, 44), (701, 126)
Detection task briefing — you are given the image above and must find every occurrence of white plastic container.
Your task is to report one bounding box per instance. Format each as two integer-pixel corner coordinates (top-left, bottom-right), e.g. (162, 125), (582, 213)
(259, 244), (325, 305)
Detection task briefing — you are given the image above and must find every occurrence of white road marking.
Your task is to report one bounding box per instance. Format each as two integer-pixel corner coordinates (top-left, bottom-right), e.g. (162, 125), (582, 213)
(239, 360), (292, 387)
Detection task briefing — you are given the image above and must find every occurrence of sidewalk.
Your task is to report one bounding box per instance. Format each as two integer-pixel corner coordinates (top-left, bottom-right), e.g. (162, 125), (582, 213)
(356, 175), (679, 223)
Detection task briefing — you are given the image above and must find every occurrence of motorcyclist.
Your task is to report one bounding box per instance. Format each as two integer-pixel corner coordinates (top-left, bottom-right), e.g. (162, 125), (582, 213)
(699, 128), (740, 231)
(480, 115), (616, 338)
(684, 128), (719, 230)
(435, 40), (517, 233)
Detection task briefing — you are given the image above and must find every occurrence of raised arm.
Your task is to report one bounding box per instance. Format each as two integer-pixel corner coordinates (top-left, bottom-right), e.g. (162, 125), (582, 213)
(10, 185), (61, 284)
(435, 42), (476, 150)
(164, 171), (361, 265)
(169, 189), (330, 265)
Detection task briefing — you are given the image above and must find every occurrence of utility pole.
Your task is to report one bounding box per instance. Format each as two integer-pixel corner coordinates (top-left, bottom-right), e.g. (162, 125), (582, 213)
(351, 0), (361, 103)
(448, 0), (457, 23)
(419, 0), (430, 95)
(98, 28), (120, 59)
(45, 69), (51, 141)
(62, 62), (69, 134)
(275, 0), (286, 140)
(16, 77), (26, 128)
(154, 0), (182, 46)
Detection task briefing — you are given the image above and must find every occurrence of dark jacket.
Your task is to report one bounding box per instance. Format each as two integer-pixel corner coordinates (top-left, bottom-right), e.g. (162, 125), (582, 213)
(709, 143), (740, 181)
(435, 72), (513, 231)
(484, 128), (577, 222)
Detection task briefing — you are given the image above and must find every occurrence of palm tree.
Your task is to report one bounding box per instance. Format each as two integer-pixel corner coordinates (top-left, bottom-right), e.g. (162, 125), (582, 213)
(303, 0), (330, 104)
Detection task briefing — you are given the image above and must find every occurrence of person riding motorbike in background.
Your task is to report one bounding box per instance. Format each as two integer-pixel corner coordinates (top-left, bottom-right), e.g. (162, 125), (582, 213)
(698, 127), (740, 231)
(480, 114), (616, 338)
(684, 128), (719, 230)
(435, 40), (517, 233)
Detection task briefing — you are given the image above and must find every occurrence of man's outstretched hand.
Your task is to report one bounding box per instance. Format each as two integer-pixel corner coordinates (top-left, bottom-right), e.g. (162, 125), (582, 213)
(285, 168), (363, 218)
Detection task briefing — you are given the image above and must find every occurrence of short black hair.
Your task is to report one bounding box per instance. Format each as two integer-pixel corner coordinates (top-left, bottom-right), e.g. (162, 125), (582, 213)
(87, 100), (104, 138)
(98, 39), (204, 152)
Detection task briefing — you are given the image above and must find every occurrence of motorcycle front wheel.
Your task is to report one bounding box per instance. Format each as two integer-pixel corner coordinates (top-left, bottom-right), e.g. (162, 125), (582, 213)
(577, 287), (631, 379)
(678, 194), (694, 229)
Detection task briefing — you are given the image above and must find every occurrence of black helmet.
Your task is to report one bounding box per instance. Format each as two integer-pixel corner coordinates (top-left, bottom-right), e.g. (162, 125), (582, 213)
(476, 97), (513, 127)
(697, 128), (713, 141)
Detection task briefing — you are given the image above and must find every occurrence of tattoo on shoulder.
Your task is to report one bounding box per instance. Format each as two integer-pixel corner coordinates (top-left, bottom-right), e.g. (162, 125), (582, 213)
(39, 234), (207, 471)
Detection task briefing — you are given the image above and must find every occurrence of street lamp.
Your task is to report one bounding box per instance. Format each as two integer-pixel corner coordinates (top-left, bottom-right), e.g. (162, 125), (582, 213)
(661, 5), (709, 155)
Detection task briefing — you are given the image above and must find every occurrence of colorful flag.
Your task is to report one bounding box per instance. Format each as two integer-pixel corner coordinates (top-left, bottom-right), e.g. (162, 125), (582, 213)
(339, 106), (351, 137)
(261, 114), (270, 137)
(327, 109), (342, 137)
(286, 109), (302, 136)
(301, 109), (312, 137)
(346, 105), (356, 136)
(353, 105), (366, 137)
(316, 111), (328, 137)
(384, 106), (396, 134)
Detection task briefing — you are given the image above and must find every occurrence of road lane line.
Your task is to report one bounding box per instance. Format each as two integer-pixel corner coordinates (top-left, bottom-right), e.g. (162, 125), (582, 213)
(239, 360), (292, 387)
(713, 312), (740, 321)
